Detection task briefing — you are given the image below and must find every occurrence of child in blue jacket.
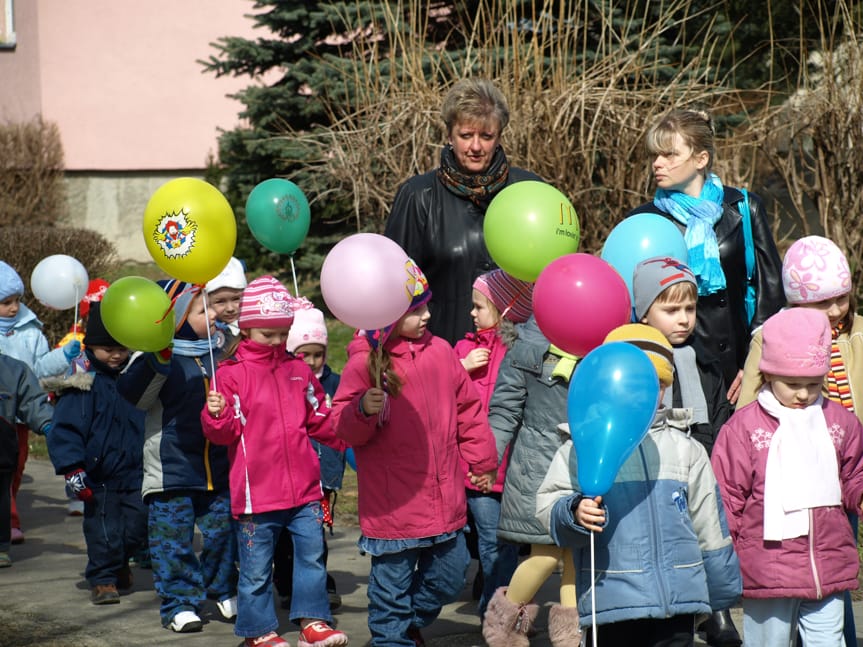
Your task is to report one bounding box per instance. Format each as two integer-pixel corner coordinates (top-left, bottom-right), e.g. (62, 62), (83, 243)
(46, 303), (147, 605)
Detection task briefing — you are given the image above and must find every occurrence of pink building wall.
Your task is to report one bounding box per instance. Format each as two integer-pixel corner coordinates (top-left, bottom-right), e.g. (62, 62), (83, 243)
(0, 0), (270, 171)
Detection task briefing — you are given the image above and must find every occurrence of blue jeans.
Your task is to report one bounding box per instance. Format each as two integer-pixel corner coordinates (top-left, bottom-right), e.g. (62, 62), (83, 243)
(367, 532), (470, 646)
(466, 491), (519, 619)
(148, 491), (238, 626)
(744, 595), (844, 646)
(234, 503), (332, 638)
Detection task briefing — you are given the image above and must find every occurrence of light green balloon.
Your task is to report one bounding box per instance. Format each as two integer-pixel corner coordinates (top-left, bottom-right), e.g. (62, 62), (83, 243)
(100, 276), (175, 351)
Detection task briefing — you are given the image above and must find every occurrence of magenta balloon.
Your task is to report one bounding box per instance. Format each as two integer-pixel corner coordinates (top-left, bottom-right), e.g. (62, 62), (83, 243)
(320, 234), (417, 330)
(533, 253), (632, 356)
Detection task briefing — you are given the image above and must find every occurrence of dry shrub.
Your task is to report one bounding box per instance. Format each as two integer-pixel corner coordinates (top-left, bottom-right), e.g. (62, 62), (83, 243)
(0, 117), (68, 225)
(0, 227), (119, 345)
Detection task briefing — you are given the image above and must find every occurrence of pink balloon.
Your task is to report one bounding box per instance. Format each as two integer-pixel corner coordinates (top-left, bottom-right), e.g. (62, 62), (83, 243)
(320, 234), (417, 330)
(533, 253), (632, 356)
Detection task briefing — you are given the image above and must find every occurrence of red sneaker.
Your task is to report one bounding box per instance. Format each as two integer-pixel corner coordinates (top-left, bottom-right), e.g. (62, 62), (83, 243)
(298, 621), (348, 647)
(245, 632), (290, 647)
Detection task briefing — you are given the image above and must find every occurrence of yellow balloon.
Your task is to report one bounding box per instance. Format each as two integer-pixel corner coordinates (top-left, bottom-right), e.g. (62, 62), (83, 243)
(142, 178), (237, 284)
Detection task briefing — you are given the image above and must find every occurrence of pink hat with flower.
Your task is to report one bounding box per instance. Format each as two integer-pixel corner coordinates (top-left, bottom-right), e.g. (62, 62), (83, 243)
(238, 275), (294, 329)
(782, 236), (851, 304)
(286, 299), (328, 353)
(759, 308), (832, 377)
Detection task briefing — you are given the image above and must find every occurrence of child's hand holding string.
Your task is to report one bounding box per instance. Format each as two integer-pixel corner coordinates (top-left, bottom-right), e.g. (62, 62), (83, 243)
(206, 390), (226, 418)
(361, 387), (386, 416)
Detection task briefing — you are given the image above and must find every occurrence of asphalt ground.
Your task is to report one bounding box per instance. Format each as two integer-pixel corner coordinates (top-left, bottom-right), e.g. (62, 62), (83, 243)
(2, 458), (859, 646)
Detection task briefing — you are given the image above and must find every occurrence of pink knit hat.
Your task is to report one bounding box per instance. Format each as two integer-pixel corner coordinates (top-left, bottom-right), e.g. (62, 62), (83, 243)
(473, 270), (534, 323)
(782, 236), (851, 304)
(286, 305), (328, 352)
(759, 308), (832, 377)
(238, 275), (294, 329)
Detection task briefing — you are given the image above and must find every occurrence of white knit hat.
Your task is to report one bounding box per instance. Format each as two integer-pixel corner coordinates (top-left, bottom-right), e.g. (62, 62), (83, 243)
(286, 307), (328, 353)
(205, 257), (247, 293)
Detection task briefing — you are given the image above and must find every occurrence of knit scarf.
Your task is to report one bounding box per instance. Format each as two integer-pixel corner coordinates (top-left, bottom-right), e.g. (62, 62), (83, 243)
(172, 338), (216, 357)
(549, 344), (579, 381)
(437, 144), (510, 209)
(661, 345), (709, 425)
(653, 172), (726, 296)
(826, 323), (854, 412)
(759, 387), (840, 541)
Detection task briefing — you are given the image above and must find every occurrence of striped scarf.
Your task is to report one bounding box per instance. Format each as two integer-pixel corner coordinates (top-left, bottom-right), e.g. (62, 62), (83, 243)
(826, 323), (854, 412)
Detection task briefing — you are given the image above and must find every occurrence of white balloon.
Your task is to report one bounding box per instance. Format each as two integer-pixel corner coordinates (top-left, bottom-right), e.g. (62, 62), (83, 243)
(30, 255), (89, 310)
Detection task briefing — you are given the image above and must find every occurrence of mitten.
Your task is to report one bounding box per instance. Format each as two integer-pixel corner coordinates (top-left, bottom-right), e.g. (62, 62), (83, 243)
(62, 339), (82, 361)
(65, 468), (94, 502)
(146, 346), (173, 375)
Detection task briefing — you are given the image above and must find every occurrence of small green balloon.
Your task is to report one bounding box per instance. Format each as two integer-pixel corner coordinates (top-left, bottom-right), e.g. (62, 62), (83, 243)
(484, 181), (580, 281)
(100, 276), (175, 352)
(245, 178), (311, 255)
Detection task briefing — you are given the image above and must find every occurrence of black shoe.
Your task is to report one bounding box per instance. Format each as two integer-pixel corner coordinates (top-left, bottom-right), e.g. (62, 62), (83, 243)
(701, 609), (742, 647)
(471, 569), (484, 601)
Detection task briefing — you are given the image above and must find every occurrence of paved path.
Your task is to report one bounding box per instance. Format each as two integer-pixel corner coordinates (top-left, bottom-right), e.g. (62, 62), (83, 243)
(2, 458), (859, 646)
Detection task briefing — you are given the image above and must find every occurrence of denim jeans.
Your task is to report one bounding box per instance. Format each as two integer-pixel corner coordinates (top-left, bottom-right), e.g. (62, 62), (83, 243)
(744, 594), (844, 646)
(367, 532), (470, 646)
(466, 491), (519, 619)
(234, 503), (332, 638)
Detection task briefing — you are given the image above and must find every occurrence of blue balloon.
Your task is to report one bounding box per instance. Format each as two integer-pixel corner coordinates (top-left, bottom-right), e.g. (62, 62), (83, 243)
(567, 342), (660, 497)
(601, 214), (689, 311)
(345, 447), (357, 472)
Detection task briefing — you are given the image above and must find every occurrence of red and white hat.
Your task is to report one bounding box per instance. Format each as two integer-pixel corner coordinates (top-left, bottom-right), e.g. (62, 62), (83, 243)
(238, 275), (294, 329)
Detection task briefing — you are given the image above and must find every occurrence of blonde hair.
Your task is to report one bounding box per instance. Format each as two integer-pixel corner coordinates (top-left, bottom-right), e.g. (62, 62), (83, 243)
(653, 281), (698, 307)
(441, 78), (510, 133)
(646, 109), (716, 175)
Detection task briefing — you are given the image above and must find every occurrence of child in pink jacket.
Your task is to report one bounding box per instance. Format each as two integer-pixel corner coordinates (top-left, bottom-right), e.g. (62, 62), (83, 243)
(712, 307), (863, 646)
(202, 275), (347, 647)
(453, 269), (533, 621)
(332, 260), (498, 647)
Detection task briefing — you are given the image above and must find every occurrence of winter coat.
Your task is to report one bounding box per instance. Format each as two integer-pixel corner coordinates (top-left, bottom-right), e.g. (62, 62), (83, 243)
(454, 324), (515, 494)
(385, 166), (542, 345)
(738, 312), (863, 412)
(489, 316), (570, 545)
(332, 330), (498, 540)
(311, 363), (346, 491)
(117, 350), (230, 501)
(45, 351), (145, 491)
(201, 339), (343, 517)
(536, 409), (742, 627)
(711, 398), (863, 600)
(0, 303), (69, 379)
(0, 354), (52, 472)
(628, 187), (784, 386)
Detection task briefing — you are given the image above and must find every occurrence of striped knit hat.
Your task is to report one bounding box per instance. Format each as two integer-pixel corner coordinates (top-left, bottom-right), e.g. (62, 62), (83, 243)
(473, 269), (534, 323)
(158, 279), (202, 339)
(238, 275), (294, 329)
(603, 323), (674, 387)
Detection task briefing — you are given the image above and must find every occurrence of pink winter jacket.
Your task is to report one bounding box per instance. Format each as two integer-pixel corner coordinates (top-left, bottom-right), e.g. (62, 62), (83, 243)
(332, 330), (498, 540)
(711, 398), (863, 600)
(201, 338), (345, 518)
(454, 328), (510, 494)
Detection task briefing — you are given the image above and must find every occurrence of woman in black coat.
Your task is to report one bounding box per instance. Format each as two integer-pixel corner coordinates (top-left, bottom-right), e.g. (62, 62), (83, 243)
(384, 78), (542, 345)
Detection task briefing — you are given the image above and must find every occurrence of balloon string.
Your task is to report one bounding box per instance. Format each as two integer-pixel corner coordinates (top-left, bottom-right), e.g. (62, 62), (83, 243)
(591, 531), (597, 647)
(375, 345), (382, 389)
(289, 255), (299, 297)
(202, 291), (218, 392)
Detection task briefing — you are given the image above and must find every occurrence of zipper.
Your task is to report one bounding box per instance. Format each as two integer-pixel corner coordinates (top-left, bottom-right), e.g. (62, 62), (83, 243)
(808, 508), (823, 599)
(638, 443), (670, 615)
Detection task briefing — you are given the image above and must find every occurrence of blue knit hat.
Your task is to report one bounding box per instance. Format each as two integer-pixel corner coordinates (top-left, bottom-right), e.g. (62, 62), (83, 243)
(0, 261), (24, 301)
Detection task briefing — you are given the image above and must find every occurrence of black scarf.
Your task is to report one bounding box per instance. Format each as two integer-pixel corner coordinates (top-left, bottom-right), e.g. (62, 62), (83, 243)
(436, 144), (510, 209)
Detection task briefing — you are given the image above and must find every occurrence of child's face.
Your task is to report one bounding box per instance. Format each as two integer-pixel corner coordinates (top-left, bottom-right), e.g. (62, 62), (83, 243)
(397, 304), (431, 340)
(89, 345), (130, 369)
(186, 292), (217, 338)
(801, 293), (850, 329)
(642, 296), (696, 346)
(207, 287), (243, 324)
(470, 289), (500, 331)
(0, 294), (21, 318)
(246, 327), (291, 347)
(766, 374), (823, 408)
(294, 343), (326, 373)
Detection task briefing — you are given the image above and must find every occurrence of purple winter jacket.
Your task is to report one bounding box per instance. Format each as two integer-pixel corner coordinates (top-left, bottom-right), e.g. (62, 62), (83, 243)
(711, 397), (863, 600)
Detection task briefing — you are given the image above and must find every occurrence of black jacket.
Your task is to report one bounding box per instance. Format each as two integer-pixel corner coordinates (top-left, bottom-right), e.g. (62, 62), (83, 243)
(385, 166), (542, 345)
(628, 187), (784, 386)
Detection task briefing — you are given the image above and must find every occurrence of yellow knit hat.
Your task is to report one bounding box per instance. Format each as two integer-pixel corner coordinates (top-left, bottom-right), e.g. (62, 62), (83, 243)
(603, 323), (674, 388)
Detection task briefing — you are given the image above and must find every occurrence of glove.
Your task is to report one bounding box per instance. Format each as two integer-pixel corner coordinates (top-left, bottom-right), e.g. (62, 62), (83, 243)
(63, 339), (82, 362)
(65, 468), (94, 503)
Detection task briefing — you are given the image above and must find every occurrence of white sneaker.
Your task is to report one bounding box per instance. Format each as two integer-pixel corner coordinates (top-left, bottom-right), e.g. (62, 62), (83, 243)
(170, 610), (203, 633)
(216, 596), (238, 620)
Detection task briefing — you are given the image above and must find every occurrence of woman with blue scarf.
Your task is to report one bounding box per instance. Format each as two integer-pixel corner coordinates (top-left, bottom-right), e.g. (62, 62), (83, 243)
(627, 110), (784, 647)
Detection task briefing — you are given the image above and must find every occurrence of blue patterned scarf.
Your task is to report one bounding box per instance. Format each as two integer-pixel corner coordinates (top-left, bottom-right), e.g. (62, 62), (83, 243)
(654, 173), (726, 295)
